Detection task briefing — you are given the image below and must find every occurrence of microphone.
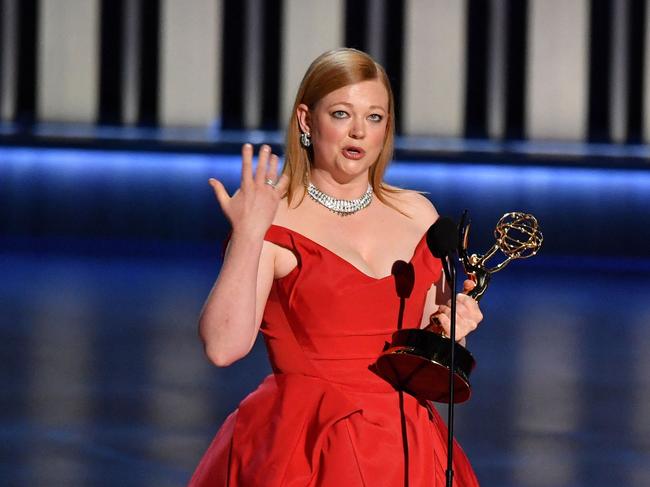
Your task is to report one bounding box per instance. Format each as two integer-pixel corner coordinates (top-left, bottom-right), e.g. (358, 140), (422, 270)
(426, 217), (459, 283)
(426, 216), (460, 487)
(426, 217), (458, 257)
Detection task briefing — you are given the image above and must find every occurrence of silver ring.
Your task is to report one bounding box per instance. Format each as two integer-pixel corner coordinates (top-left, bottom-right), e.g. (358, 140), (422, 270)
(264, 178), (275, 187)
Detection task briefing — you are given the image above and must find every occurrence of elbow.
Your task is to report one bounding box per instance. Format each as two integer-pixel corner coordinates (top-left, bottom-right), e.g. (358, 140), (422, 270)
(199, 331), (248, 368)
(198, 316), (253, 367)
(205, 346), (240, 367)
(199, 332), (243, 367)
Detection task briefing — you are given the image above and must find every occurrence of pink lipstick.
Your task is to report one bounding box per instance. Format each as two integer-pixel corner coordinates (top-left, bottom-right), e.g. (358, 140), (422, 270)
(342, 146), (365, 160)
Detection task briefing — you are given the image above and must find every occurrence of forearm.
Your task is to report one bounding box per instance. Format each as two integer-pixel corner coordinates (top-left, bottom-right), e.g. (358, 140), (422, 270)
(199, 230), (266, 366)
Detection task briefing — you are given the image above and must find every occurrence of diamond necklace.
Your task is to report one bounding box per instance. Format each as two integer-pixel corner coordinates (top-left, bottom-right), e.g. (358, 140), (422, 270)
(307, 182), (373, 216)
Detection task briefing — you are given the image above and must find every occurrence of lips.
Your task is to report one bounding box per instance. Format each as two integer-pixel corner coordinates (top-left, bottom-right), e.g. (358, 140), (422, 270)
(342, 146), (366, 160)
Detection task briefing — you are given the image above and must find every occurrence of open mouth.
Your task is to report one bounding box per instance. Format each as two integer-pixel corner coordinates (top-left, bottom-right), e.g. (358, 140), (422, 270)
(342, 146), (365, 160)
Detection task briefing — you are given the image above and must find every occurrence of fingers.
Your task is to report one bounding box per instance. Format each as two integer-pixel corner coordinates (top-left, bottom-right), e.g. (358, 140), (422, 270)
(457, 293), (483, 324)
(208, 178), (230, 209)
(462, 279), (476, 294)
(428, 295), (483, 342)
(241, 144), (253, 186)
(452, 295), (482, 335)
(274, 172), (290, 194)
(254, 145), (271, 184)
(267, 153), (279, 182)
(429, 308), (467, 341)
(427, 312), (449, 337)
(242, 143), (282, 191)
(455, 294), (483, 338)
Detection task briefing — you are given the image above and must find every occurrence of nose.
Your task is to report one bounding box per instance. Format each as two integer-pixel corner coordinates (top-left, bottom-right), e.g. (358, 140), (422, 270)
(349, 117), (365, 139)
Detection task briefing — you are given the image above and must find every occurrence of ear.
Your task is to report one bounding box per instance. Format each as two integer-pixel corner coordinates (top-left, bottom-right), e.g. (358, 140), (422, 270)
(296, 104), (311, 134)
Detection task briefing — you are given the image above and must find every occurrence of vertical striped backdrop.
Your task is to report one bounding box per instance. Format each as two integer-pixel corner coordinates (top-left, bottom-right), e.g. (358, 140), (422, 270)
(0, 0), (648, 142)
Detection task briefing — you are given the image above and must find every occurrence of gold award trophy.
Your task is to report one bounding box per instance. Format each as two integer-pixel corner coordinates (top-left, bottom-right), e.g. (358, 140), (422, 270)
(374, 211), (543, 403)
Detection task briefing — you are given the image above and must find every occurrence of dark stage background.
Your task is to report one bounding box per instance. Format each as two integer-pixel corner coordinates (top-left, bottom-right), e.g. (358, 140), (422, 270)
(1, 145), (650, 487)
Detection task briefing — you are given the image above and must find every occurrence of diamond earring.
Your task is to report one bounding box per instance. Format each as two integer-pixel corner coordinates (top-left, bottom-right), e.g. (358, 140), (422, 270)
(300, 132), (311, 148)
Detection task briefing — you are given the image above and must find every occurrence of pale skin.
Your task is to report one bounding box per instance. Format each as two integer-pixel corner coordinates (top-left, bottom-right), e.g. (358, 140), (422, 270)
(200, 79), (483, 367)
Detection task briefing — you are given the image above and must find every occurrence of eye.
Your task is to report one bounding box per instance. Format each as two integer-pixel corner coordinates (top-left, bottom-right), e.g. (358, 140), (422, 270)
(331, 110), (348, 119)
(368, 113), (384, 122)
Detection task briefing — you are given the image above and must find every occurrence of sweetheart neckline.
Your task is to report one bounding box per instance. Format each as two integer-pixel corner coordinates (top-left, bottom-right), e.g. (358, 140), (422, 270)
(268, 224), (429, 282)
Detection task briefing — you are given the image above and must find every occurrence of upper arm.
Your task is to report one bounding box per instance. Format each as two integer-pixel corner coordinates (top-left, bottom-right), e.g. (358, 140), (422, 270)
(249, 241), (276, 348)
(249, 239), (300, 350)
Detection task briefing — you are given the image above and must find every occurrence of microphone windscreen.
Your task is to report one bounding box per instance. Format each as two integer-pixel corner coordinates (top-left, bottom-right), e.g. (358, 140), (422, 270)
(426, 217), (459, 258)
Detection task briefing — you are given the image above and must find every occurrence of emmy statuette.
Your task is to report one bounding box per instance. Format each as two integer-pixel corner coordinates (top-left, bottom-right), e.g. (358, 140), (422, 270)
(374, 211), (543, 403)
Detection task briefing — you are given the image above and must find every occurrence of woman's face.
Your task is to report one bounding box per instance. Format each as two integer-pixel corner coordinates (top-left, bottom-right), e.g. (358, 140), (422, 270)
(298, 79), (389, 183)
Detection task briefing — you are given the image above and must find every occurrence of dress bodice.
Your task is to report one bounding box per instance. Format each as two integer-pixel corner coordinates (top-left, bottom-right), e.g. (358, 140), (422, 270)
(261, 224), (442, 390)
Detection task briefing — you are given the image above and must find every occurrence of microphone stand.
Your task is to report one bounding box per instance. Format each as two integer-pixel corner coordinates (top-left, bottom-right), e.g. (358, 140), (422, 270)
(444, 252), (457, 487)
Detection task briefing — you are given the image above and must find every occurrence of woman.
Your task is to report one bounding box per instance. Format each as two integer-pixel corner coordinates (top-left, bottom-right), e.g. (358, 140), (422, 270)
(190, 48), (482, 486)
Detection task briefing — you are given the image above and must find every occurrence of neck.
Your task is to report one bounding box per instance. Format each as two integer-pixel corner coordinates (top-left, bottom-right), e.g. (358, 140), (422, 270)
(309, 170), (370, 200)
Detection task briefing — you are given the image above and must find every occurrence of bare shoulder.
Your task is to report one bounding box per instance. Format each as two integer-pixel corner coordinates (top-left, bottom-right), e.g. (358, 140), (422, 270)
(271, 196), (293, 226)
(386, 188), (439, 227)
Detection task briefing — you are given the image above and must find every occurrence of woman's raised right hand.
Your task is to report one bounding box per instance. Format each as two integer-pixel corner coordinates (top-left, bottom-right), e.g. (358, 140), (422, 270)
(208, 144), (289, 239)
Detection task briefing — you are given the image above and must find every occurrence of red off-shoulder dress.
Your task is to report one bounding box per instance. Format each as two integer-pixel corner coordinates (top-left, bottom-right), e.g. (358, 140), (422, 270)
(189, 225), (479, 486)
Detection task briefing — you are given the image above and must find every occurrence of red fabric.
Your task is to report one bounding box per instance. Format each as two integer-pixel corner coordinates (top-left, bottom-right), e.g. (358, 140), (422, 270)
(190, 225), (479, 486)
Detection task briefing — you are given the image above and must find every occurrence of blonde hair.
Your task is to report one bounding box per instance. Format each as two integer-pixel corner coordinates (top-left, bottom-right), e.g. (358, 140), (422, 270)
(282, 48), (400, 207)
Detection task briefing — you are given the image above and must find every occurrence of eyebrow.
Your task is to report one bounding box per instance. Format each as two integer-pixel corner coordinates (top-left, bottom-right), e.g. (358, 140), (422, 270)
(326, 101), (387, 111)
